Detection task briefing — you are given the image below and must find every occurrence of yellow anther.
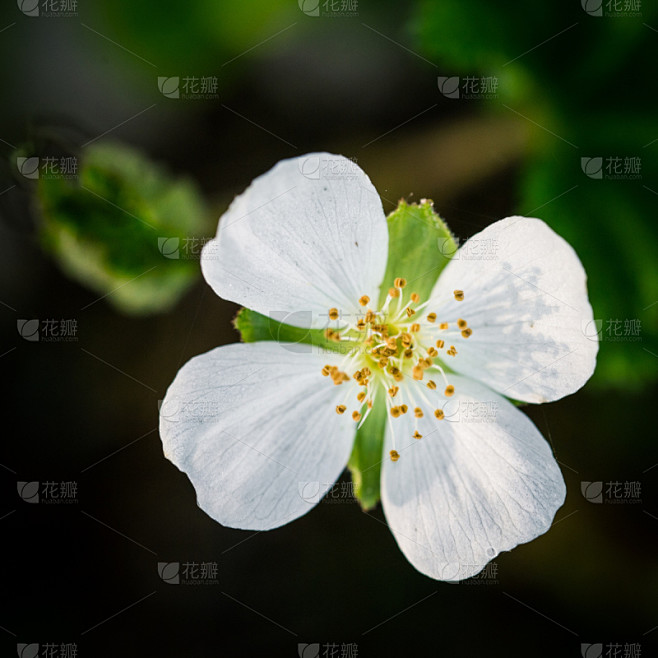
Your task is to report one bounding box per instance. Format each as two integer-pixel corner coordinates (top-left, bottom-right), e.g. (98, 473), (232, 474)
(403, 348), (413, 358)
(400, 404), (408, 414)
(414, 407), (424, 418)
(367, 400), (373, 409)
(427, 313), (437, 323)
(328, 308), (339, 320)
(389, 366), (400, 375)
(410, 323), (420, 333)
(412, 365), (424, 380)
(394, 277), (407, 289)
(390, 406), (401, 418)
(336, 405), (346, 414)
(388, 386), (399, 398)
(422, 357), (433, 369)
(356, 319), (366, 330)
(447, 346), (458, 357)
(390, 450), (400, 462)
(461, 328), (472, 338)
(445, 385), (455, 397)
(406, 307), (416, 317)
(352, 411), (362, 421)
(454, 290), (464, 301)
(393, 372), (404, 382)
(413, 431), (422, 440)
(331, 369), (349, 385)
(434, 409), (445, 420)
(362, 367), (372, 377)
(427, 380), (437, 390)
(410, 292), (420, 303)
(439, 322), (448, 330)
(386, 337), (397, 350)
(378, 357), (389, 368)
(436, 339), (445, 349)
(359, 295), (370, 306)
(427, 347), (438, 357)
(388, 287), (400, 298)
(321, 365), (331, 376)
(357, 391), (366, 402)
(401, 332), (413, 347)
(457, 318), (467, 329)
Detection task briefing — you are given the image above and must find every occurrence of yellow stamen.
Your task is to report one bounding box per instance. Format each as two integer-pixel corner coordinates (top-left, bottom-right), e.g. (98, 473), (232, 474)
(357, 391), (366, 402)
(388, 287), (400, 298)
(336, 405), (346, 414)
(436, 339), (445, 349)
(454, 290), (464, 301)
(390, 450), (400, 462)
(445, 385), (455, 397)
(412, 365), (424, 380)
(388, 386), (399, 398)
(434, 409), (445, 420)
(410, 292), (420, 303)
(457, 318), (467, 329)
(359, 295), (370, 306)
(394, 277), (407, 289)
(352, 411), (362, 421)
(439, 322), (448, 330)
(413, 431), (422, 439)
(328, 308), (339, 320)
(427, 380), (437, 390)
(461, 328), (472, 338)
(390, 406), (401, 418)
(414, 407), (424, 418)
(427, 312), (437, 323)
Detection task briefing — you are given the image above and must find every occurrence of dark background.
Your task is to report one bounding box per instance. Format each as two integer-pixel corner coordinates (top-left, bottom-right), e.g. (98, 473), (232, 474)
(1, 1), (656, 656)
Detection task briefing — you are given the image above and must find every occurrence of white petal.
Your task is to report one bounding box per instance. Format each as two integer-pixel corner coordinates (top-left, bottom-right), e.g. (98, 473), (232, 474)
(202, 153), (388, 329)
(159, 342), (357, 530)
(381, 375), (565, 581)
(429, 216), (598, 403)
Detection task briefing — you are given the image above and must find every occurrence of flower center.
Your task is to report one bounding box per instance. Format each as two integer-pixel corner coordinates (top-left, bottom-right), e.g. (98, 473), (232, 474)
(321, 277), (472, 462)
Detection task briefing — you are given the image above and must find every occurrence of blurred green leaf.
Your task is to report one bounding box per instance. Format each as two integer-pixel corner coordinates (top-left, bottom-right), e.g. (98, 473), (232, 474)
(34, 141), (209, 314)
(412, 0), (658, 388)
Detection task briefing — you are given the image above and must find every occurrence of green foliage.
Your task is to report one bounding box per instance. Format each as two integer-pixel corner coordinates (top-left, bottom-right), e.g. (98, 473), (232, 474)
(35, 142), (209, 314)
(413, 1), (658, 388)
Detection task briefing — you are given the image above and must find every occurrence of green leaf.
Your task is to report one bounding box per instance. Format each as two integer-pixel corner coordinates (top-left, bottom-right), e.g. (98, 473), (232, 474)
(33, 141), (209, 315)
(347, 393), (388, 510)
(378, 199), (457, 307)
(234, 307), (342, 353)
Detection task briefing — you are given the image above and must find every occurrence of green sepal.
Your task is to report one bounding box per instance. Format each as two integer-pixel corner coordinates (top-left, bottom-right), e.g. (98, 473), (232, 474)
(347, 395), (388, 510)
(378, 199), (458, 307)
(233, 307), (343, 353)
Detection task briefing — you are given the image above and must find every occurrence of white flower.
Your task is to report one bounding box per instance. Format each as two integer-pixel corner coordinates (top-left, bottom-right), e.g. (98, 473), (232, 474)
(159, 153), (597, 581)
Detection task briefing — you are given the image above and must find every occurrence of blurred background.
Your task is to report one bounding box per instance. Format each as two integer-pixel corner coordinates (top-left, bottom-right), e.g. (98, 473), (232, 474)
(1, 0), (656, 656)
